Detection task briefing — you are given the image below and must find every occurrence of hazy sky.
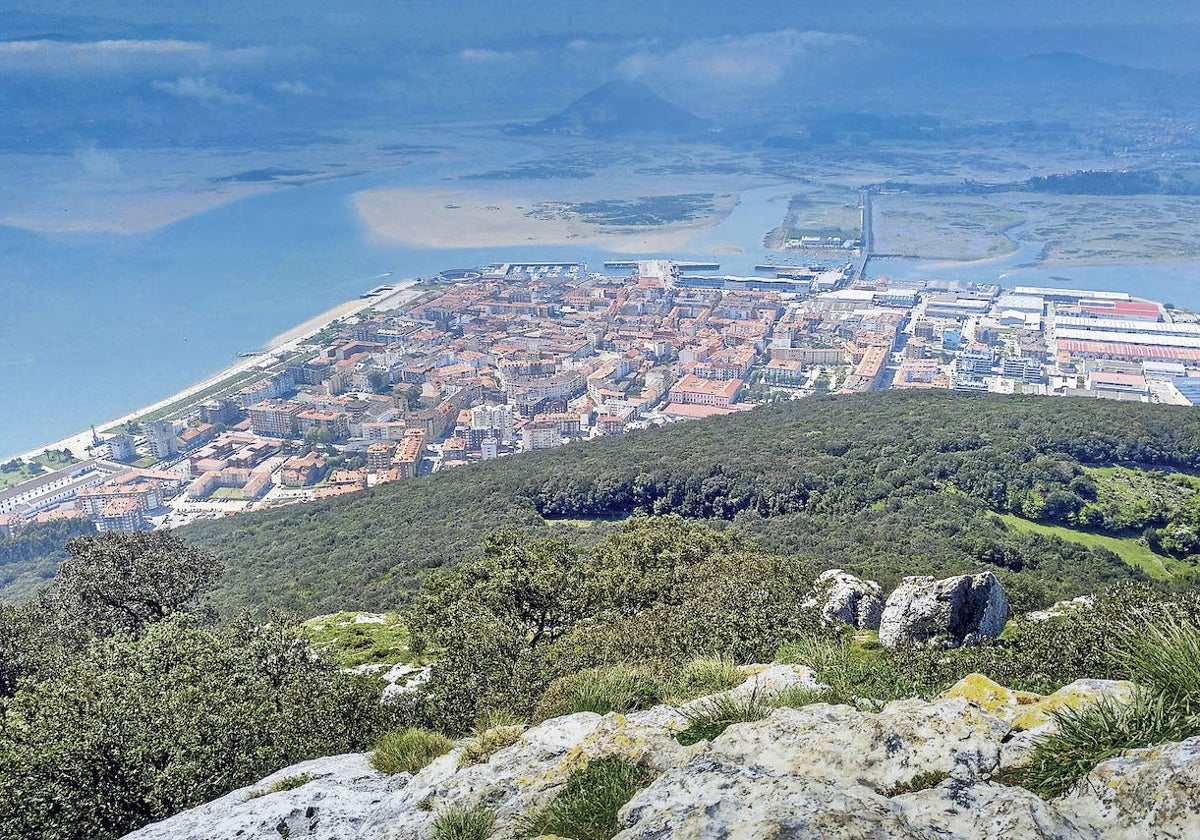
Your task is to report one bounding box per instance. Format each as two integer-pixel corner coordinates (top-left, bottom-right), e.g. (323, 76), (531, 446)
(8, 1), (1200, 54)
(2, 0), (1197, 147)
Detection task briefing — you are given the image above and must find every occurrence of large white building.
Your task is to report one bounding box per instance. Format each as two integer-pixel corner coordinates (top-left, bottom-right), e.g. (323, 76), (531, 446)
(471, 403), (517, 443)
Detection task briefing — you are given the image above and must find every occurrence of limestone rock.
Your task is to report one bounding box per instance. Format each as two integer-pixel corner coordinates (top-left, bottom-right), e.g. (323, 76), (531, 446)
(937, 673), (1136, 730)
(1026, 595), (1095, 622)
(119, 754), (401, 840)
(616, 759), (920, 840)
(894, 779), (1098, 839)
(1010, 679), (1136, 730)
(803, 568), (886, 630)
(706, 697), (1010, 791)
(1055, 736), (1200, 840)
(678, 663), (823, 714)
(879, 572), (1010, 649)
(367, 711), (604, 837)
(120, 674), (1200, 840)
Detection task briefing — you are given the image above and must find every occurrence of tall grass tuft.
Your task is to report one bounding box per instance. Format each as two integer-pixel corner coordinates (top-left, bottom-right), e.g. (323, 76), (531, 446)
(533, 664), (666, 721)
(675, 691), (771, 746)
(370, 727), (456, 775)
(776, 637), (920, 703)
(431, 804), (495, 840)
(669, 656), (746, 701)
(1021, 690), (1200, 798)
(1114, 614), (1200, 713)
(460, 710), (525, 766)
(517, 755), (653, 840)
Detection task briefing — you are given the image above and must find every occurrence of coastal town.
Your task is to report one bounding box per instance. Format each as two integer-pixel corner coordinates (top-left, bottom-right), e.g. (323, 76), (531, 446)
(4, 257), (1200, 537)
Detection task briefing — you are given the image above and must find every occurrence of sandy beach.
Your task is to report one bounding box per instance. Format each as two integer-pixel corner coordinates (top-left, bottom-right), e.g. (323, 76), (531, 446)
(353, 186), (732, 254)
(7, 281), (422, 465)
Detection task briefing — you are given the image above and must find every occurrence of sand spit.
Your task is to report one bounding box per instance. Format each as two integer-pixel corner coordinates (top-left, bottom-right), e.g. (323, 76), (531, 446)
(352, 186), (732, 254)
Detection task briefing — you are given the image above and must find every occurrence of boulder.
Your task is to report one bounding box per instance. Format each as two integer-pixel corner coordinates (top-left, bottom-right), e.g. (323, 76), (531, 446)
(1026, 595), (1095, 622)
(878, 572), (1010, 649)
(1055, 735), (1200, 840)
(615, 761), (920, 839)
(802, 569), (885, 630)
(677, 664), (823, 714)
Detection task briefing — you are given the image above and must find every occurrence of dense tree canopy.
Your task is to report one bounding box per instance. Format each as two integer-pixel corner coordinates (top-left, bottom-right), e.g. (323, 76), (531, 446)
(171, 392), (1200, 613)
(0, 533), (394, 840)
(411, 517), (819, 731)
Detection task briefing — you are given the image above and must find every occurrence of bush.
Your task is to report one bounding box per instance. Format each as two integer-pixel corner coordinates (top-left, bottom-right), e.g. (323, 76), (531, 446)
(431, 804), (495, 840)
(518, 755), (653, 840)
(0, 614), (392, 840)
(675, 692), (771, 746)
(534, 664), (666, 721)
(371, 727), (456, 775)
(669, 656), (746, 700)
(1021, 691), (1200, 798)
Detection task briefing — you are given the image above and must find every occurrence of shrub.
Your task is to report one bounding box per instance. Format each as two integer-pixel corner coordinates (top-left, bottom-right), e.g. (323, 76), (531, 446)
(1021, 691), (1200, 798)
(675, 692), (771, 746)
(0, 615), (393, 840)
(518, 755), (653, 840)
(533, 664), (666, 721)
(370, 727), (455, 775)
(431, 804), (495, 840)
(669, 656), (746, 701)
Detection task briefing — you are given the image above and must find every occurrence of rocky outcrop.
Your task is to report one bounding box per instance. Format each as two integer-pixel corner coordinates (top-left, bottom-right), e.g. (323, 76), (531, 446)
(1026, 595), (1095, 622)
(116, 754), (402, 840)
(120, 672), (1197, 840)
(678, 663), (824, 713)
(802, 569), (885, 630)
(879, 571), (1010, 649)
(1056, 736), (1200, 840)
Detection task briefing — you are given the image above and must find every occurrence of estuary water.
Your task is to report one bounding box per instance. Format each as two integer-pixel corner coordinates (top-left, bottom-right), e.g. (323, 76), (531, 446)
(0, 166), (603, 456)
(4, 158), (1200, 457)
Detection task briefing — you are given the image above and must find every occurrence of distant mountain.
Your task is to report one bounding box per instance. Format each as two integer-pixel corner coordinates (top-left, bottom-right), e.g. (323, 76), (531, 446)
(507, 80), (711, 139)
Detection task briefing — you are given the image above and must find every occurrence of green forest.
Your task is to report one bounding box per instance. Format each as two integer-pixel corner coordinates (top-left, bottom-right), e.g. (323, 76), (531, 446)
(8, 392), (1200, 838)
(163, 391), (1200, 615)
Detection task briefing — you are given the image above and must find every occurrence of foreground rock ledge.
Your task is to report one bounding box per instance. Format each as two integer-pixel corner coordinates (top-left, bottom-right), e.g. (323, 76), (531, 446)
(118, 668), (1180, 840)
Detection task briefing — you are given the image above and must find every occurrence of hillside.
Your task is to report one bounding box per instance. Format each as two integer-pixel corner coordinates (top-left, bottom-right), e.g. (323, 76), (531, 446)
(180, 392), (1200, 615)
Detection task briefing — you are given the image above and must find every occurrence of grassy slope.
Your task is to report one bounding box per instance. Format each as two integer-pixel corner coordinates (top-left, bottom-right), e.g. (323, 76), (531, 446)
(996, 514), (1188, 580)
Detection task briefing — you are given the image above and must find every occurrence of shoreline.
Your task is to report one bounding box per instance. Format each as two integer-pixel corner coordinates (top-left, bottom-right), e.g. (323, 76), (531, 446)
(4, 280), (421, 466)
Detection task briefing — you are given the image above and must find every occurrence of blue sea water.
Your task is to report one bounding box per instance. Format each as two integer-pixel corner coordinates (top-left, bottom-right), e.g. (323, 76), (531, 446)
(0, 163), (606, 456)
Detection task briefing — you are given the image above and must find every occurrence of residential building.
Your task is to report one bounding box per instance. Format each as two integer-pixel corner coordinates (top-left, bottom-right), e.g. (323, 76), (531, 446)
(668, 374), (743, 407)
(248, 400), (304, 438)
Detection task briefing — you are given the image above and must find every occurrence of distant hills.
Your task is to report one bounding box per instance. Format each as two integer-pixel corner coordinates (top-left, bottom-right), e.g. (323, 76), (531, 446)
(506, 80), (711, 139)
